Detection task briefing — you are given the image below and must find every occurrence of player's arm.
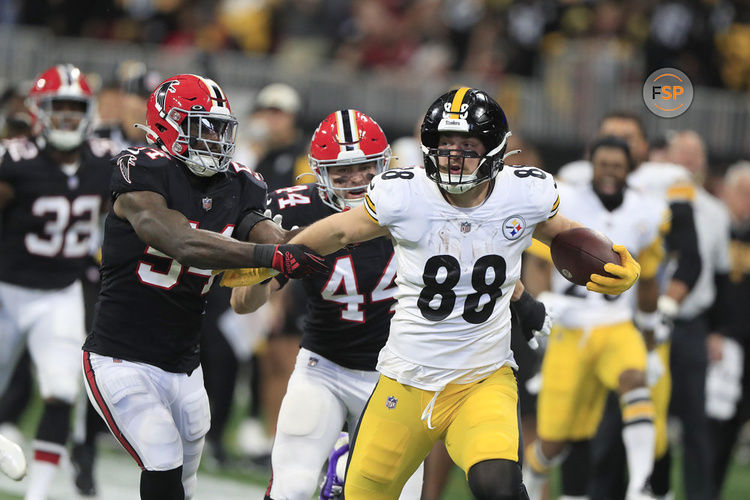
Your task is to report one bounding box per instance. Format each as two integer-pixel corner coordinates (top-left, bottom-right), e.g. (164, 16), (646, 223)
(532, 213), (583, 245)
(113, 190), (325, 276)
(229, 218), (293, 314)
(289, 204), (390, 255)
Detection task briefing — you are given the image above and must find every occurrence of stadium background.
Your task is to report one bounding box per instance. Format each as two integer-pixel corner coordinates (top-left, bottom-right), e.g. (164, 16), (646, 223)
(1, 0), (750, 498)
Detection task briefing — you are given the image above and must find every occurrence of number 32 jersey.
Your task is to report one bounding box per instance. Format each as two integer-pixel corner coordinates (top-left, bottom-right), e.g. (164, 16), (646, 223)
(364, 166), (559, 390)
(0, 137), (116, 289)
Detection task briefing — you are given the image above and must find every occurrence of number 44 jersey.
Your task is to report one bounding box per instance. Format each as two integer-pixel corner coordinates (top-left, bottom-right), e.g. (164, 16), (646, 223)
(0, 136), (116, 289)
(364, 166), (559, 390)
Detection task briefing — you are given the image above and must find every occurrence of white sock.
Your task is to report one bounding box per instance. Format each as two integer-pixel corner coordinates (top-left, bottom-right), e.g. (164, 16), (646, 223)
(621, 388), (655, 498)
(524, 441), (561, 500)
(24, 441), (65, 500)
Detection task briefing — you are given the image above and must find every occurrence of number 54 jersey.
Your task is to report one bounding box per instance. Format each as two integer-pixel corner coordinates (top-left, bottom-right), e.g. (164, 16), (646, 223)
(364, 166), (559, 390)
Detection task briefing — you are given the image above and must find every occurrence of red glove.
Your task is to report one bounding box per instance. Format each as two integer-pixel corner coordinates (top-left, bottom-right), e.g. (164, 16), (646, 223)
(255, 244), (328, 279)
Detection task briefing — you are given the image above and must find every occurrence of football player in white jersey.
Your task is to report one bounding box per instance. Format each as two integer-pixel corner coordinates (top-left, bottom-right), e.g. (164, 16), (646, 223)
(288, 88), (641, 499)
(523, 136), (668, 500)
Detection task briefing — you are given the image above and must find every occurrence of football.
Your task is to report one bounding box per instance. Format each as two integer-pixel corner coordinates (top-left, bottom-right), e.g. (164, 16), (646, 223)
(550, 227), (620, 286)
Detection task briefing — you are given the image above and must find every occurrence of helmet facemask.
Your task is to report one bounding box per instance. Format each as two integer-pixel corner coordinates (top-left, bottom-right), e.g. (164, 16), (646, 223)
(311, 147), (391, 211)
(166, 107), (238, 177)
(31, 96), (93, 151)
(422, 132), (509, 194)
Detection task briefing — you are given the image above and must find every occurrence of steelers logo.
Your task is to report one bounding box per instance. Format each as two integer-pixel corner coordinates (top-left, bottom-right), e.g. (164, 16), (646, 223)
(503, 215), (526, 240)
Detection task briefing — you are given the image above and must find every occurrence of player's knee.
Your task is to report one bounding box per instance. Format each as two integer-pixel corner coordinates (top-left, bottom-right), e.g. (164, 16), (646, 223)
(468, 459), (524, 500)
(136, 413), (183, 470)
(617, 369), (646, 394)
(178, 390), (210, 442)
(140, 466), (184, 500)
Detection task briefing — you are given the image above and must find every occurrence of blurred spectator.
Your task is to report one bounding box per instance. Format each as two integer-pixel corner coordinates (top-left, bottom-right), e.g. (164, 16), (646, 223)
(237, 82), (310, 189)
(0, 86), (32, 139)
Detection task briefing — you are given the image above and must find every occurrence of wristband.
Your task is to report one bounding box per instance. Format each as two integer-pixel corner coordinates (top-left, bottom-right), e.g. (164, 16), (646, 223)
(657, 295), (679, 319)
(253, 244), (276, 269)
(634, 310), (659, 331)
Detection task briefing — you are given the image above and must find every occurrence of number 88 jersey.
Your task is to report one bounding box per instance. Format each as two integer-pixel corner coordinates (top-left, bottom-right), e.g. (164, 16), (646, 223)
(364, 166), (559, 390)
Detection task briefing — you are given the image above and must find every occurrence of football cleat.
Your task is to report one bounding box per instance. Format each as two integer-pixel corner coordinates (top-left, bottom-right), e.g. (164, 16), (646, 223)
(319, 432), (349, 500)
(0, 433), (27, 481)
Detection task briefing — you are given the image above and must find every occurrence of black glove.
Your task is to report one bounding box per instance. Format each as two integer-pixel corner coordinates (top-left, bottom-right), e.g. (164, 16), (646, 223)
(510, 291), (551, 349)
(254, 244), (328, 279)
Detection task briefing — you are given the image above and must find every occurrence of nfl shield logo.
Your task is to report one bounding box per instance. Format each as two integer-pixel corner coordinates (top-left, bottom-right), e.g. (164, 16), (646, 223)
(202, 197), (212, 211)
(460, 221), (471, 233)
(386, 396), (398, 410)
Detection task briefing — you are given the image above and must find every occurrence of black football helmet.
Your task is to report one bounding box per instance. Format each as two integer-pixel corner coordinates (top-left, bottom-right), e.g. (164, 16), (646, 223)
(421, 87), (511, 194)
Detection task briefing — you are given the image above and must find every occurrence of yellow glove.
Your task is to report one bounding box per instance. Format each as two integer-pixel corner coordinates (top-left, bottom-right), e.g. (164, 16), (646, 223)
(212, 267), (279, 288)
(586, 244), (641, 295)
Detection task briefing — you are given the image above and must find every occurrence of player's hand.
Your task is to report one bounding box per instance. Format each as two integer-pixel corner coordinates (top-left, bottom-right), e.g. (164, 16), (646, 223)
(269, 244), (328, 279)
(263, 209), (299, 231)
(586, 244), (640, 295)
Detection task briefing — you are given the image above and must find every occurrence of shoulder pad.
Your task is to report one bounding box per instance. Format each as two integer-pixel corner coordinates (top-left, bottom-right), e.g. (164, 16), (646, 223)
(0, 137), (40, 163)
(228, 161), (266, 187)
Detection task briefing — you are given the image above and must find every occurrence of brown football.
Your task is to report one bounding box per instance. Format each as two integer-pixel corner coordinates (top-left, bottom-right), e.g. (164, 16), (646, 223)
(550, 227), (620, 286)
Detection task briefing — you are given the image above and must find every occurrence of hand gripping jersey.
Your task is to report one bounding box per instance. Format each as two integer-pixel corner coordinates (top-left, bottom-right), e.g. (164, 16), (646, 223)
(266, 183), (397, 370)
(545, 182), (668, 328)
(0, 136), (117, 289)
(83, 147), (267, 373)
(364, 166), (559, 390)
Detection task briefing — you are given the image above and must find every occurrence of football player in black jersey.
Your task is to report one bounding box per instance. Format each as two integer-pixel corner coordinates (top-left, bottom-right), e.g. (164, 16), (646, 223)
(230, 109), (424, 499)
(80, 73), (325, 500)
(0, 64), (120, 500)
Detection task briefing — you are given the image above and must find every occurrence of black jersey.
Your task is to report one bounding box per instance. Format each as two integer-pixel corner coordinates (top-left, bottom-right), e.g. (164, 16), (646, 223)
(84, 147), (267, 373)
(267, 184), (396, 370)
(0, 137), (117, 289)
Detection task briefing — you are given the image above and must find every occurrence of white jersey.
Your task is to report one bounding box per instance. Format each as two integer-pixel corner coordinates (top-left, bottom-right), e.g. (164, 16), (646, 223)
(670, 187), (731, 319)
(628, 161), (693, 199)
(364, 166), (559, 390)
(544, 182), (667, 329)
(557, 160), (592, 186)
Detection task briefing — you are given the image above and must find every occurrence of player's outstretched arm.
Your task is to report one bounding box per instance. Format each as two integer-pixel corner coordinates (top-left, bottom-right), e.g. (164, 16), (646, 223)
(114, 190), (327, 278)
(289, 204), (390, 255)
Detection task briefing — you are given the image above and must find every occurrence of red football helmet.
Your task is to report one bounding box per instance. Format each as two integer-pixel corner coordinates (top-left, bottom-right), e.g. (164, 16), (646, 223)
(309, 109), (391, 211)
(27, 64), (94, 150)
(142, 74), (237, 176)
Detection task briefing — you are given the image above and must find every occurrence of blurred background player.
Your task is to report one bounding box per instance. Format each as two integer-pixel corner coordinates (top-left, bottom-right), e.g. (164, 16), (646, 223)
(555, 111), (703, 500)
(0, 64), (117, 500)
(231, 108), (424, 499)
(523, 136), (667, 500)
(80, 73), (325, 500)
(710, 160), (750, 499)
